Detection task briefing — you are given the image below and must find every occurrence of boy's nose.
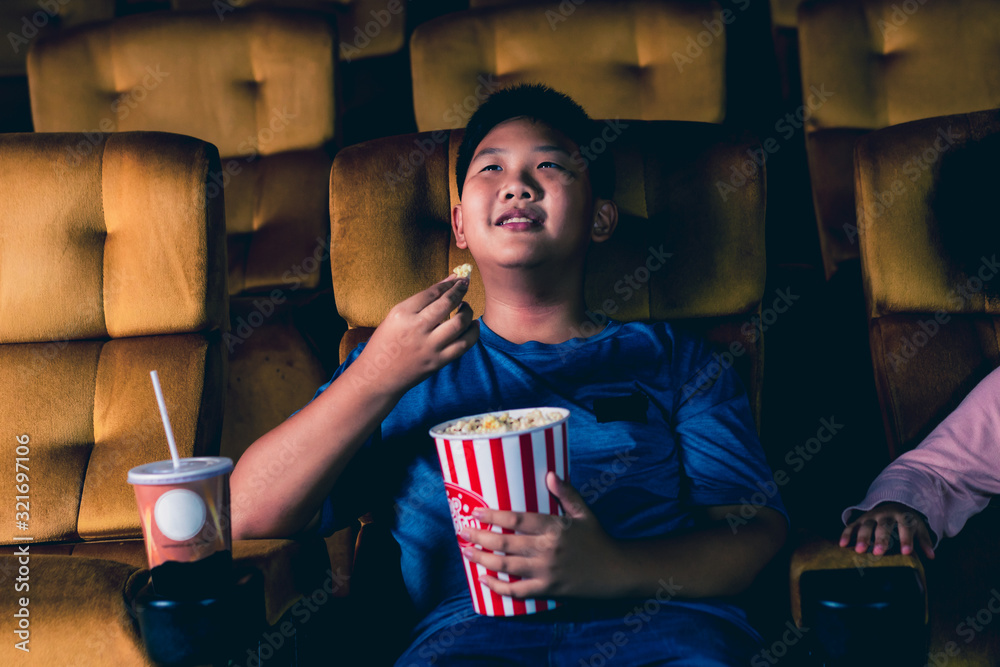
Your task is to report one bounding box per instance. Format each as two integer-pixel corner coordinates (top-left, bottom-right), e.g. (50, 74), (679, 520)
(500, 173), (540, 200)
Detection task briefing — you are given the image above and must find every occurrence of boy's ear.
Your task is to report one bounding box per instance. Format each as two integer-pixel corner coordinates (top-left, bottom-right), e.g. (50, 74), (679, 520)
(452, 203), (468, 249)
(590, 199), (618, 243)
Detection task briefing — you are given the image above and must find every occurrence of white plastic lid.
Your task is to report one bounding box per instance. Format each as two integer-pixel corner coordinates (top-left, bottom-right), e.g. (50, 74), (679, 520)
(127, 457), (234, 485)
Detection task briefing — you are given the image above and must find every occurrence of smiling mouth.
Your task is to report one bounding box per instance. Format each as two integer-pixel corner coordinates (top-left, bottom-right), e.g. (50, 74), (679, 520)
(496, 216), (539, 226)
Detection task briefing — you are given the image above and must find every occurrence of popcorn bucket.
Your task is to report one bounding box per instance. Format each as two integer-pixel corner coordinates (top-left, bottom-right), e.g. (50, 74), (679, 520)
(429, 408), (570, 616)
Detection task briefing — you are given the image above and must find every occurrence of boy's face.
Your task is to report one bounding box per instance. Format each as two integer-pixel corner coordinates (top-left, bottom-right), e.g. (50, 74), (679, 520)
(452, 117), (615, 273)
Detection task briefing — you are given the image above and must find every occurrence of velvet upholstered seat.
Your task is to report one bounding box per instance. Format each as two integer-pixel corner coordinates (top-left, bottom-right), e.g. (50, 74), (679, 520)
(327, 120), (773, 662)
(25, 7), (343, 469)
(788, 108), (1000, 664)
(854, 109), (1000, 664)
(797, 0), (1000, 280)
(0, 133), (331, 665)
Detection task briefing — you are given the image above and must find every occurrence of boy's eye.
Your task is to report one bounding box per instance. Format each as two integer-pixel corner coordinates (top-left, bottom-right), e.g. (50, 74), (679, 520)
(480, 164), (502, 172)
(538, 162), (564, 170)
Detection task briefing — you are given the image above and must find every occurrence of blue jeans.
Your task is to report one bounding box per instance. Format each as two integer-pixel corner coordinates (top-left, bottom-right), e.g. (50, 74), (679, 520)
(393, 602), (761, 667)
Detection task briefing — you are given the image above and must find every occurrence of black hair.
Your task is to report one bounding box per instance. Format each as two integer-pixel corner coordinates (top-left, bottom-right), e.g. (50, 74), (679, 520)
(455, 83), (616, 201)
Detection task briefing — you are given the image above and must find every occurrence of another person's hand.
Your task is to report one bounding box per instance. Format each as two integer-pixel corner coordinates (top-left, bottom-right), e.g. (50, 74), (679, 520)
(839, 501), (935, 559)
(460, 472), (622, 599)
(353, 275), (478, 396)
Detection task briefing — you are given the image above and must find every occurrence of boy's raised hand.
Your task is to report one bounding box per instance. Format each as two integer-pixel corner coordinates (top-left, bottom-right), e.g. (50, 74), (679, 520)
(459, 471), (623, 600)
(839, 501), (935, 559)
(354, 275), (479, 396)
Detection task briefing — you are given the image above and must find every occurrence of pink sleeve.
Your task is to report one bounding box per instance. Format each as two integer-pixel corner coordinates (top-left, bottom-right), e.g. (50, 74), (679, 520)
(841, 366), (1000, 548)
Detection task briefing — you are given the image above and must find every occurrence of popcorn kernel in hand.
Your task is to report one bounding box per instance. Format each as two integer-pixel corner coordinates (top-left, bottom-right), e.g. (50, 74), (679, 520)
(452, 263), (474, 279)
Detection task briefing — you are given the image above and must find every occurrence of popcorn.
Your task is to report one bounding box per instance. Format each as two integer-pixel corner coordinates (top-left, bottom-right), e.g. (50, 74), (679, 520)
(452, 263), (474, 279)
(442, 409), (564, 435)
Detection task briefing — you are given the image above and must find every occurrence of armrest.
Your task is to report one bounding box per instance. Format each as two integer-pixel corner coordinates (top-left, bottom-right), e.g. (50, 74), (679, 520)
(790, 537), (927, 626)
(790, 538), (928, 665)
(324, 524), (358, 598)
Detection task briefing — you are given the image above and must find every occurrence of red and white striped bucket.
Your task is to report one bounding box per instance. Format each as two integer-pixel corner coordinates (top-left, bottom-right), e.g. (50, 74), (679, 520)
(430, 408), (570, 616)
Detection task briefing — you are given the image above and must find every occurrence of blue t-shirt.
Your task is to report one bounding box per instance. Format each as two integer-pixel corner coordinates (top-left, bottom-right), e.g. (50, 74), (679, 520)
(303, 318), (787, 646)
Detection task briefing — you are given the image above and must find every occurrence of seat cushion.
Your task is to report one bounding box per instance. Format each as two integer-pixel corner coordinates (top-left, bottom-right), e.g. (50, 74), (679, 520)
(0, 555), (150, 665)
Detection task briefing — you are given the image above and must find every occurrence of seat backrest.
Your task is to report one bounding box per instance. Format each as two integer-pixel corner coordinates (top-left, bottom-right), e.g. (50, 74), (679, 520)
(0, 132), (227, 545)
(855, 108), (1000, 458)
(27, 8), (337, 295)
(409, 1), (729, 132)
(798, 0), (1000, 278)
(170, 0), (406, 61)
(329, 121), (767, 424)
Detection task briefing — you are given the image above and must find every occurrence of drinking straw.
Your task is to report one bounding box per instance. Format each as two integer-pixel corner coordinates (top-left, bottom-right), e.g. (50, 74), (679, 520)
(150, 370), (181, 469)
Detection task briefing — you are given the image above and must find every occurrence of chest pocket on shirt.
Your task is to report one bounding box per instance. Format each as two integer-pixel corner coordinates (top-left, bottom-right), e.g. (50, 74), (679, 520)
(594, 391), (650, 424)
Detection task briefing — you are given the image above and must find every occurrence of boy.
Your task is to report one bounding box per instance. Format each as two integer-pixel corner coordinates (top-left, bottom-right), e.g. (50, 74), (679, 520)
(231, 84), (788, 665)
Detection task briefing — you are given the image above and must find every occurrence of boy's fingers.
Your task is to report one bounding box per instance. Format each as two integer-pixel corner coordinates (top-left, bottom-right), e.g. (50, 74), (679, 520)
(475, 508), (550, 534)
(430, 301), (473, 346)
(478, 574), (539, 600)
(463, 548), (533, 578)
(439, 319), (480, 362)
(406, 275), (462, 314)
(419, 279), (470, 324)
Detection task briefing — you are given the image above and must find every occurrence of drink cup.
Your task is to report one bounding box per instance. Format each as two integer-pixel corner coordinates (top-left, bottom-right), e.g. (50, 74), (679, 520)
(128, 457), (234, 599)
(429, 408), (570, 616)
